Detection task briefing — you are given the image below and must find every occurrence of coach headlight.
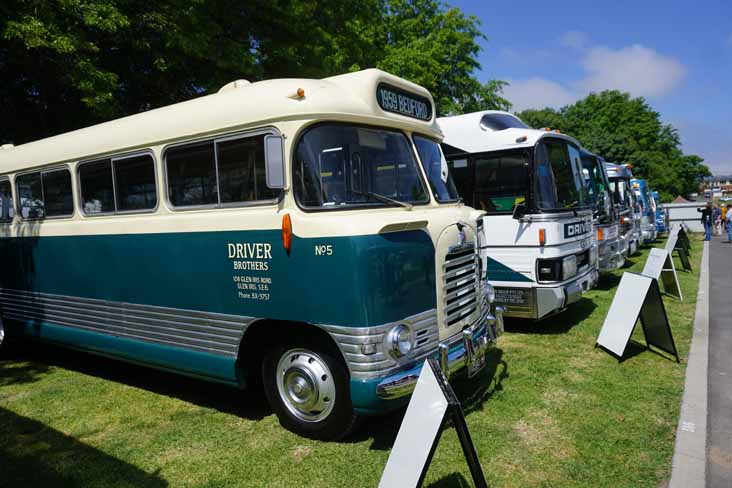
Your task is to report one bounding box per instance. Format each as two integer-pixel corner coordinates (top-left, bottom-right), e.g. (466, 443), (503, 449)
(562, 255), (577, 280)
(388, 324), (412, 358)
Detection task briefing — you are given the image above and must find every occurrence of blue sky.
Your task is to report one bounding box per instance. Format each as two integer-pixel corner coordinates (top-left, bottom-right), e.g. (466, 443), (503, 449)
(450, 0), (732, 174)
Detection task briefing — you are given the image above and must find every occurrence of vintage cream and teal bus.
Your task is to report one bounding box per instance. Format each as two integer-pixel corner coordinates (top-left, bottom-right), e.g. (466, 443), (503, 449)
(0, 69), (502, 440)
(438, 111), (599, 320)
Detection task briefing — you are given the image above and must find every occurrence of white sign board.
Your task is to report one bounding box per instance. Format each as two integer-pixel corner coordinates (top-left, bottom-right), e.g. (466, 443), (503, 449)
(379, 361), (449, 488)
(596, 272), (679, 361)
(642, 248), (682, 300)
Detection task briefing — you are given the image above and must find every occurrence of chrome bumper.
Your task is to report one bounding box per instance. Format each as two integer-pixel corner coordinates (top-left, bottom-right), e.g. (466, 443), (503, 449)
(375, 308), (502, 400)
(564, 268), (599, 306)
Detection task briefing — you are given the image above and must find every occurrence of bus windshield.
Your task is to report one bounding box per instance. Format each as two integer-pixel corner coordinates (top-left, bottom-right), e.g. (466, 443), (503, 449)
(609, 178), (634, 210)
(413, 135), (459, 202)
(581, 155), (611, 220)
(534, 139), (590, 211)
(294, 124), (429, 209)
(448, 148), (529, 213)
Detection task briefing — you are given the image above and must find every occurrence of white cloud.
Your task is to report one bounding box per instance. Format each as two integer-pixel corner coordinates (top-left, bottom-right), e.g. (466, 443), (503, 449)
(560, 31), (588, 50)
(578, 44), (686, 97)
(503, 78), (579, 112)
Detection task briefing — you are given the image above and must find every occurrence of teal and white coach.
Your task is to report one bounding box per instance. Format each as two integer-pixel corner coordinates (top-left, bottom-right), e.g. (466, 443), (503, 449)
(0, 69), (501, 440)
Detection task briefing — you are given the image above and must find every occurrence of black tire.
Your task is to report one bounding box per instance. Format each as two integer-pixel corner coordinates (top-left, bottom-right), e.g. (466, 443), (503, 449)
(262, 341), (359, 441)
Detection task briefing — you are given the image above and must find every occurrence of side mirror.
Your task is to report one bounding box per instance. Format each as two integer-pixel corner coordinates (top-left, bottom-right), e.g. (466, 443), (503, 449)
(512, 203), (527, 220)
(264, 134), (286, 189)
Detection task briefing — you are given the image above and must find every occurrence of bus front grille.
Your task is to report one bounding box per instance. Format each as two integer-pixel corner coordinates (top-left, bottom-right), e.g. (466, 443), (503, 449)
(443, 246), (479, 327)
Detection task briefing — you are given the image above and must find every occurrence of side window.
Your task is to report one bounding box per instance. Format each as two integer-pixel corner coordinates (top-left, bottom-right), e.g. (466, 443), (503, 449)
(217, 135), (275, 203)
(166, 141), (218, 207)
(79, 153), (157, 215)
(16, 172), (44, 219)
(115, 154), (157, 211)
(0, 179), (14, 222)
(42, 170), (74, 217)
(16, 168), (73, 219)
(80, 159), (114, 214)
(166, 134), (279, 208)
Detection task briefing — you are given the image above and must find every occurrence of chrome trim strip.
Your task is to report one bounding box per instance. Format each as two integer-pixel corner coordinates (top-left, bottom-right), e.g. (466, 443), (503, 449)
(0, 288), (253, 357)
(318, 308), (439, 380)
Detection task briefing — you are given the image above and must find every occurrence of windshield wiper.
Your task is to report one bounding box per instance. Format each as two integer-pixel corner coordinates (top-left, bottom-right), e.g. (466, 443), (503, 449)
(352, 190), (413, 210)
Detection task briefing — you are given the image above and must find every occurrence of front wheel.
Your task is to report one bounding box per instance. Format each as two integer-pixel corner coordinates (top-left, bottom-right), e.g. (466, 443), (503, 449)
(262, 344), (359, 440)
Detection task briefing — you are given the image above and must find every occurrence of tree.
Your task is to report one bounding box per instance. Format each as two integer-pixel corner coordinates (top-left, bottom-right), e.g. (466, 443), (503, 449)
(516, 91), (710, 201)
(0, 0), (507, 145)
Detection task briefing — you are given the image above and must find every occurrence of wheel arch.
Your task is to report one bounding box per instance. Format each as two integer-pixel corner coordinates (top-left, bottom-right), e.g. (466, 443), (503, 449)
(236, 318), (348, 388)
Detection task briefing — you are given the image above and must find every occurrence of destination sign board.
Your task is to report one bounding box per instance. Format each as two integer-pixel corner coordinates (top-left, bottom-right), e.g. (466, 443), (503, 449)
(376, 83), (432, 121)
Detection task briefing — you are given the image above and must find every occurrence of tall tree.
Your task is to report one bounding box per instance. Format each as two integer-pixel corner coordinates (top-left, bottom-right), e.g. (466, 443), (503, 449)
(0, 0), (507, 145)
(517, 91), (710, 200)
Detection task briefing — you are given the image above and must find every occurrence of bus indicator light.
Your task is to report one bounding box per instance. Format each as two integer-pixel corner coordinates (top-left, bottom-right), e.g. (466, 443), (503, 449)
(282, 214), (293, 254)
(539, 228), (546, 246)
(597, 228), (604, 241)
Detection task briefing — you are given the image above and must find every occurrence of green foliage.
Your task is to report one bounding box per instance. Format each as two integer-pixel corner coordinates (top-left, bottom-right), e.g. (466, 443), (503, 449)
(517, 91), (710, 200)
(0, 0), (508, 145)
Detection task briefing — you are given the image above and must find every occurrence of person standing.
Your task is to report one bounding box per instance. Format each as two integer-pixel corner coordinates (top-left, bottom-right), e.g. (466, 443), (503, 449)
(727, 205), (732, 243)
(699, 201), (713, 241)
(713, 203), (722, 235)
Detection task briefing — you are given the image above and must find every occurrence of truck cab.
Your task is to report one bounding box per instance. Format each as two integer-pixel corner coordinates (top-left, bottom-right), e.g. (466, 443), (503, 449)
(438, 111), (599, 320)
(581, 150), (624, 271)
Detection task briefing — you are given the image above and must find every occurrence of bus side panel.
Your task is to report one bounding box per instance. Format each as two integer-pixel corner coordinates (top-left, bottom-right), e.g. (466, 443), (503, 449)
(0, 228), (435, 380)
(8, 317), (238, 384)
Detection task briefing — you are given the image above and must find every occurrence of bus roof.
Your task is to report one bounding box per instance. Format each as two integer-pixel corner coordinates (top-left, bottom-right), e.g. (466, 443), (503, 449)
(437, 110), (582, 155)
(0, 69), (440, 174)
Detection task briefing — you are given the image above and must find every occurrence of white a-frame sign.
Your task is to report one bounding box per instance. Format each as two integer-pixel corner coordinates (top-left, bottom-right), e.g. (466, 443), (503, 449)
(596, 272), (679, 362)
(642, 248), (682, 300)
(665, 225), (691, 272)
(379, 359), (488, 488)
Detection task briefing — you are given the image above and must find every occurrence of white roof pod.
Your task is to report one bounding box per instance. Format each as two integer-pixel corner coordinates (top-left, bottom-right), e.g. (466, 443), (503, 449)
(0, 68), (441, 174)
(438, 110), (582, 154)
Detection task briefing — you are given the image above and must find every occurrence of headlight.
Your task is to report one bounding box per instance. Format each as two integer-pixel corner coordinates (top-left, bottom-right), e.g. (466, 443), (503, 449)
(388, 325), (412, 358)
(482, 280), (495, 303)
(562, 255), (577, 279)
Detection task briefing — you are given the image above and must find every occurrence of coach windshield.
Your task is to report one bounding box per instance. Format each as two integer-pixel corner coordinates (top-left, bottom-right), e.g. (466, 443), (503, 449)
(534, 138), (590, 212)
(294, 124), (429, 209)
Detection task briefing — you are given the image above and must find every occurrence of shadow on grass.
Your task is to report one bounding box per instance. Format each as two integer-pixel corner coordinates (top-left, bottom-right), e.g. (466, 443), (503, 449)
(0, 342), (52, 387)
(595, 273), (621, 291)
(425, 472), (471, 487)
(504, 297), (597, 335)
(349, 348), (507, 451)
(2, 341), (271, 421)
(617, 340), (648, 363)
(0, 407), (167, 487)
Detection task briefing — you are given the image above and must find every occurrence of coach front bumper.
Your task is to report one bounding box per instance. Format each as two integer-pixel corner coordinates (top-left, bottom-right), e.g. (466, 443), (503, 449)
(375, 307), (502, 400)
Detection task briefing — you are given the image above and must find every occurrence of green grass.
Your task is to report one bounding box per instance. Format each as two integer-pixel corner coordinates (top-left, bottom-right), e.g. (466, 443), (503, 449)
(0, 236), (703, 487)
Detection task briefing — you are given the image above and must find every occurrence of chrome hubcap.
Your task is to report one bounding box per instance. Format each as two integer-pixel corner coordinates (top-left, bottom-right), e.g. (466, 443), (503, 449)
(276, 349), (335, 423)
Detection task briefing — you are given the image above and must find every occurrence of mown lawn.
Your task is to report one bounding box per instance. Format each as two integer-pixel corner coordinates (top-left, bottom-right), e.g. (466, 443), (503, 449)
(0, 236), (703, 488)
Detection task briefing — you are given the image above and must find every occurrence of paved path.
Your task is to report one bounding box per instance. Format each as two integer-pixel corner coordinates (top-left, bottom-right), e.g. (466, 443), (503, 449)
(707, 237), (732, 487)
(670, 240), (708, 488)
